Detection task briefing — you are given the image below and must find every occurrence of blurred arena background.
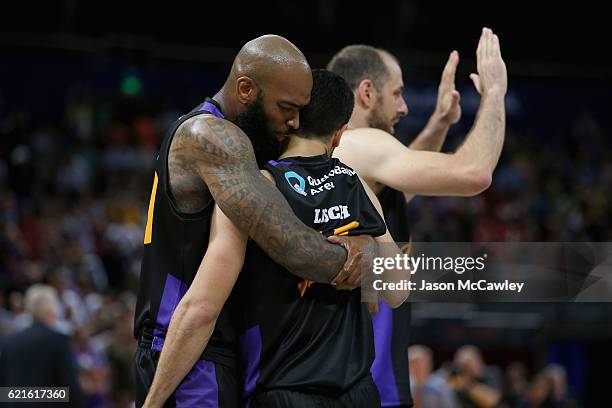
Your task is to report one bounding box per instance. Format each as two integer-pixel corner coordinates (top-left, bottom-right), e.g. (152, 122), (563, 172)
(1, 1), (610, 407)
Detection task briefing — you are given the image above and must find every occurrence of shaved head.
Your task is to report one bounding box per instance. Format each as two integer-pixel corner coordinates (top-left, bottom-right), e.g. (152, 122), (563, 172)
(231, 35), (310, 86)
(217, 35), (312, 165)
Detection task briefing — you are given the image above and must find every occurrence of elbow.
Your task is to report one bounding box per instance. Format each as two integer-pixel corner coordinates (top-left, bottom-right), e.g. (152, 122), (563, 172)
(460, 165), (492, 196)
(386, 299), (405, 309)
(385, 292), (409, 309)
(176, 297), (219, 328)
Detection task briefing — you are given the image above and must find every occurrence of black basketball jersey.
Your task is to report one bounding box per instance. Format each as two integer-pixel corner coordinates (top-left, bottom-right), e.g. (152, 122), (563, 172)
(373, 187), (413, 407)
(134, 98), (236, 368)
(229, 155), (386, 401)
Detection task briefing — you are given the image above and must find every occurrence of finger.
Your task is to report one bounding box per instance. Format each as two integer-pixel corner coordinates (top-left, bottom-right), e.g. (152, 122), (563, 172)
(335, 281), (355, 290)
(331, 272), (347, 286)
(477, 27), (486, 60)
(347, 273), (361, 288)
(470, 74), (481, 94)
(483, 28), (491, 58)
(345, 253), (362, 281)
(326, 235), (343, 245)
(331, 261), (350, 283)
(488, 29), (495, 58)
(440, 50), (459, 87)
(349, 264), (363, 285)
(331, 262), (350, 285)
(332, 251), (361, 285)
(492, 34), (501, 58)
(470, 74), (480, 93)
(330, 272), (341, 286)
(451, 90), (460, 105)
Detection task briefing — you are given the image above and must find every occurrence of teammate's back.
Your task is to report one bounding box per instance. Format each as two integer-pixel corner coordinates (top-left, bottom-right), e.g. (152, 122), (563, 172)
(232, 154), (385, 398)
(230, 69), (409, 407)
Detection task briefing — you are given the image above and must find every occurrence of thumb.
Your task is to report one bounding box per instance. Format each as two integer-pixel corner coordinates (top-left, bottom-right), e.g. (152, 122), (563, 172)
(327, 235), (342, 244)
(470, 73), (482, 94)
(451, 90), (461, 104)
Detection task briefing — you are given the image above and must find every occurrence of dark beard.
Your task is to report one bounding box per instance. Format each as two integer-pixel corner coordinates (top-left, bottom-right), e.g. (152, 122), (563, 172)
(367, 100), (394, 135)
(234, 96), (282, 166)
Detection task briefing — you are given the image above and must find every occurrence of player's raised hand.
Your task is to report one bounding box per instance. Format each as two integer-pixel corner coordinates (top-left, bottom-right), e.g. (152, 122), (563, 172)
(435, 50), (462, 125)
(470, 27), (507, 96)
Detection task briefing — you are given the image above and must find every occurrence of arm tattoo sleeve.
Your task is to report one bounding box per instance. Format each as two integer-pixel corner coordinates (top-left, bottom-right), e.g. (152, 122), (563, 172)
(170, 116), (346, 282)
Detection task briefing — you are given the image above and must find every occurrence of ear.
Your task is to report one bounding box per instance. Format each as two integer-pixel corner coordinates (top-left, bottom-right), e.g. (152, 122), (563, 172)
(331, 123), (348, 148)
(356, 79), (376, 109)
(236, 76), (257, 105)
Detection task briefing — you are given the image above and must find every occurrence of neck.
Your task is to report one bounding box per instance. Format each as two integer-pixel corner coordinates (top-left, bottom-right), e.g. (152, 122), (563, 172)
(213, 85), (238, 121)
(279, 136), (330, 159)
(347, 106), (369, 130)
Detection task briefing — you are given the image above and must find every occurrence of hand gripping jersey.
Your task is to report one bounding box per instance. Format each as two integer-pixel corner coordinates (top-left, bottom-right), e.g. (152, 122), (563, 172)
(228, 155), (386, 401)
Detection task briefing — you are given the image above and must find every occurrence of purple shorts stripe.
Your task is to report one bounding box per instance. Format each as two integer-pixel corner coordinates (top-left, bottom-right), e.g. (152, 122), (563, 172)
(238, 325), (262, 400)
(371, 301), (400, 406)
(152, 274), (189, 351)
(175, 359), (219, 407)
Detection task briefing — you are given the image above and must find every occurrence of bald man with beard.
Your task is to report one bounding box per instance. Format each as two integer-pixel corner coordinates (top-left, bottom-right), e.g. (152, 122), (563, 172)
(134, 35), (376, 408)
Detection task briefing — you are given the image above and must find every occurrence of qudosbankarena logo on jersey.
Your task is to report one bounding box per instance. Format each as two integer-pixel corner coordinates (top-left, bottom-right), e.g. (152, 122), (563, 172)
(363, 242), (612, 303)
(284, 171), (307, 196)
(284, 166), (355, 197)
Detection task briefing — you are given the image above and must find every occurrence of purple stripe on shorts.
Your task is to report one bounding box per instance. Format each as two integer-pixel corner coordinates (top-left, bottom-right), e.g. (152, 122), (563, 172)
(175, 359), (219, 407)
(152, 274), (189, 351)
(200, 101), (224, 119)
(371, 301), (401, 407)
(238, 325), (262, 400)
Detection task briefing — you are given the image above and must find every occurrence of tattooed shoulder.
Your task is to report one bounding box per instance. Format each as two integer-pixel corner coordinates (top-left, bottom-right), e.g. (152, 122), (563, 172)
(168, 115), (258, 213)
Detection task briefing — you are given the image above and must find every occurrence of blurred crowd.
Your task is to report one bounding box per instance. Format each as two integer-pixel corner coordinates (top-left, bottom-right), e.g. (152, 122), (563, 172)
(408, 112), (611, 243)
(0, 95), (168, 407)
(409, 344), (577, 408)
(0, 86), (608, 407)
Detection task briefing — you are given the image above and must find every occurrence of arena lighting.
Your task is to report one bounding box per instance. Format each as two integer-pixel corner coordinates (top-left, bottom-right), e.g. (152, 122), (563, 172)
(120, 75), (142, 96)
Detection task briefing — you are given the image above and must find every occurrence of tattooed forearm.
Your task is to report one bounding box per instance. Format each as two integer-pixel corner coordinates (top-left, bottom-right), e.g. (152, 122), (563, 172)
(170, 116), (347, 282)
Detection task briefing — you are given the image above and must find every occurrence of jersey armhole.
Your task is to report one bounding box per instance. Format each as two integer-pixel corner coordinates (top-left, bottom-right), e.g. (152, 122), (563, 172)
(260, 169), (276, 184)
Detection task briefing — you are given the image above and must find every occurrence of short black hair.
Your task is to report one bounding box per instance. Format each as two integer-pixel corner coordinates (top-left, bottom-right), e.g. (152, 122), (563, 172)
(327, 45), (394, 91)
(298, 69), (354, 140)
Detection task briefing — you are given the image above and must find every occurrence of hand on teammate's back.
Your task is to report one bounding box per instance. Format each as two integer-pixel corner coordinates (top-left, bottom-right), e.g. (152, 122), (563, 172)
(327, 235), (378, 290)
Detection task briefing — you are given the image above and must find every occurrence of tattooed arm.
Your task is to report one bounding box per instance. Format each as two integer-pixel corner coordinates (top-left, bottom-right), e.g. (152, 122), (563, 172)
(169, 115), (370, 283)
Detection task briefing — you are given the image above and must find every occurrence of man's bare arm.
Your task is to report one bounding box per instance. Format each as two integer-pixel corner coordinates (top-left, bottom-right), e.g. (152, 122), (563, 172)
(361, 177), (410, 307)
(335, 28), (506, 197)
(170, 115), (348, 283)
(143, 206), (247, 408)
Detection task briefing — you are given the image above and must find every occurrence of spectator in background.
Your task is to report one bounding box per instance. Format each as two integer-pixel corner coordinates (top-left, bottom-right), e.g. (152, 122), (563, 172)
(544, 364), (577, 408)
(500, 362), (530, 408)
(0, 284), (83, 407)
(519, 371), (553, 408)
(409, 345), (458, 408)
(447, 345), (502, 408)
(518, 364), (578, 408)
(105, 293), (137, 407)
